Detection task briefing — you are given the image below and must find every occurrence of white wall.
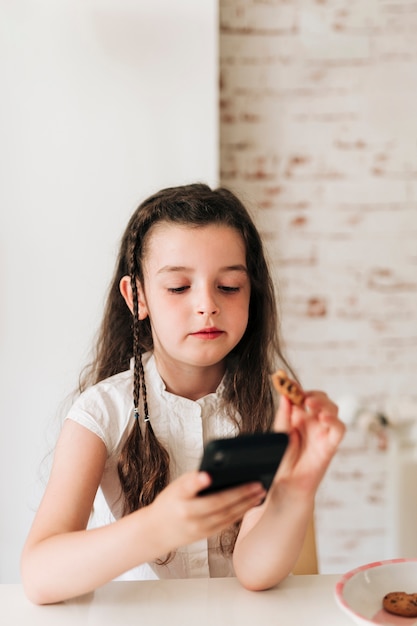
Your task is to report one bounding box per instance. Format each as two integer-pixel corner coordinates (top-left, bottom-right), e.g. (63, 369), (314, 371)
(0, 0), (218, 582)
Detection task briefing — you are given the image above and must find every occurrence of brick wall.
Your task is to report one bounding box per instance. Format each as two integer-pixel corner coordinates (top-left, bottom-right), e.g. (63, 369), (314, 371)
(219, 0), (417, 573)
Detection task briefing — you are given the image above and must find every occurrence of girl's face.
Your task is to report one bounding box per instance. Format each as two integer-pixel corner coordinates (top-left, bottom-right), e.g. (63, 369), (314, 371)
(137, 222), (250, 374)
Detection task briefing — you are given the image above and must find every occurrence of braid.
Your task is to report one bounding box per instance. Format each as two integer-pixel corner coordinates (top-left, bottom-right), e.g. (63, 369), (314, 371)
(129, 247), (141, 416)
(117, 225), (170, 517)
(137, 348), (149, 421)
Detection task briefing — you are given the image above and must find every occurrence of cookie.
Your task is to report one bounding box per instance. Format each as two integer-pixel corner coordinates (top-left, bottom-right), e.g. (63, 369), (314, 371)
(383, 592), (417, 618)
(271, 369), (305, 406)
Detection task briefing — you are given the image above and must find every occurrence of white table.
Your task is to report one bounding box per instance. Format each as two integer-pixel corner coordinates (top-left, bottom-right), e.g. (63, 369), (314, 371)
(1, 575), (353, 625)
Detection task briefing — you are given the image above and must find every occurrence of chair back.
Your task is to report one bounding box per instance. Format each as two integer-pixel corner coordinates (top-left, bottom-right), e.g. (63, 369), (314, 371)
(292, 515), (318, 575)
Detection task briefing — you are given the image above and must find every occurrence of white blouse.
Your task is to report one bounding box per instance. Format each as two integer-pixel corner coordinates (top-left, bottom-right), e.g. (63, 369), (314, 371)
(66, 352), (239, 580)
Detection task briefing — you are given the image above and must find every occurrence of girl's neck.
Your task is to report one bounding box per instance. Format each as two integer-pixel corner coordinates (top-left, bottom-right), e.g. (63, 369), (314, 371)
(153, 355), (226, 401)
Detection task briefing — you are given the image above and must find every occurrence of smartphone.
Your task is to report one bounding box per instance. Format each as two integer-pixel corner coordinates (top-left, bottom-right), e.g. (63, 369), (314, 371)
(198, 432), (289, 495)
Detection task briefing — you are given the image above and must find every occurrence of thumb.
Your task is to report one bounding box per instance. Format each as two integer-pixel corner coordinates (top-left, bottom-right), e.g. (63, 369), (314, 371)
(176, 470), (212, 498)
(273, 395), (292, 433)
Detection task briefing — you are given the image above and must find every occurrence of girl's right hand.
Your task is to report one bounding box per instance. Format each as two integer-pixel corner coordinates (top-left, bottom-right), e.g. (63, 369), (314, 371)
(149, 471), (266, 552)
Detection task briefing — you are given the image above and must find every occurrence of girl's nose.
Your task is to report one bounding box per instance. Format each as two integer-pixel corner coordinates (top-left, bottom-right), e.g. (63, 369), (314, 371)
(197, 305), (219, 316)
(196, 289), (219, 316)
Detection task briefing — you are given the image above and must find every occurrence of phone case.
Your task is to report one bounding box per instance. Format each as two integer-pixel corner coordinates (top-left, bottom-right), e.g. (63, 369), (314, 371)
(198, 432), (289, 495)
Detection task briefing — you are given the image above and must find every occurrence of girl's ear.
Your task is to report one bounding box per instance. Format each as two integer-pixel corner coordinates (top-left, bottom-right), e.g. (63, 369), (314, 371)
(119, 276), (149, 320)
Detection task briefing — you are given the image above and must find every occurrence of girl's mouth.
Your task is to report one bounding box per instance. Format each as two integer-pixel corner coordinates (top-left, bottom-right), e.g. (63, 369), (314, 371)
(191, 327), (224, 340)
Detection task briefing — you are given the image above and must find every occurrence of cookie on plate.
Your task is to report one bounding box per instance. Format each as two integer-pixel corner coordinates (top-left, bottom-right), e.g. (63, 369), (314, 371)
(383, 591), (417, 617)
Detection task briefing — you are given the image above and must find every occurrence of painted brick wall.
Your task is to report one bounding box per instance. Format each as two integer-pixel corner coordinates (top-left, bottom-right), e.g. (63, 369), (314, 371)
(219, 0), (417, 573)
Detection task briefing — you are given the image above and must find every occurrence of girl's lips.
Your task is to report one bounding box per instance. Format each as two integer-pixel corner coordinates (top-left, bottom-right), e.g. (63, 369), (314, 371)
(191, 328), (224, 340)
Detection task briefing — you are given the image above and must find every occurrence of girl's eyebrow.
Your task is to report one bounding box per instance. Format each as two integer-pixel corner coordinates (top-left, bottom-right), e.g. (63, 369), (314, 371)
(156, 264), (248, 275)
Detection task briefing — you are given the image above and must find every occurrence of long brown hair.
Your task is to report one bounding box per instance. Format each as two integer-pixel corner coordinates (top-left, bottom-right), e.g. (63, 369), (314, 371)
(80, 183), (292, 533)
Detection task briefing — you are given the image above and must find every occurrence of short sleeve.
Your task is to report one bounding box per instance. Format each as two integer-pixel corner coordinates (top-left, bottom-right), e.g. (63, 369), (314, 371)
(65, 372), (132, 456)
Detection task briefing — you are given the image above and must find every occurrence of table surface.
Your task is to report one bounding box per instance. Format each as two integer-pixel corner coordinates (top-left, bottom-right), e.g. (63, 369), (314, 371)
(1, 575), (354, 626)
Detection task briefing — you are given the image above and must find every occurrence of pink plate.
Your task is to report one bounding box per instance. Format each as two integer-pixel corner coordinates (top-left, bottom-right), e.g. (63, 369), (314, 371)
(335, 558), (417, 626)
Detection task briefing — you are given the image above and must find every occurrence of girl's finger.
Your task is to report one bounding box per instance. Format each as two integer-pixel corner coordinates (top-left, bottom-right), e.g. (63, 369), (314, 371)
(174, 471), (213, 499)
(197, 481), (266, 513)
(271, 428), (301, 483)
(273, 395), (292, 433)
(319, 412), (346, 448)
(304, 391), (338, 414)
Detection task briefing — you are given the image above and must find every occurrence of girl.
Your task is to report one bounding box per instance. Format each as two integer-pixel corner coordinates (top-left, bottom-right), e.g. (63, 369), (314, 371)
(21, 183), (345, 604)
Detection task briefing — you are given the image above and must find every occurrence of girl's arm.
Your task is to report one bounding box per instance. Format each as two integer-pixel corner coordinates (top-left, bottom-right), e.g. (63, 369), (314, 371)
(21, 420), (266, 605)
(233, 393), (345, 591)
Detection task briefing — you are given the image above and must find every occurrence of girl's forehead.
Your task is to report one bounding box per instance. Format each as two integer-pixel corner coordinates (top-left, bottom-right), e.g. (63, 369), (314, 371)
(145, 221), (245, 251)
(142, 222), (247, 269)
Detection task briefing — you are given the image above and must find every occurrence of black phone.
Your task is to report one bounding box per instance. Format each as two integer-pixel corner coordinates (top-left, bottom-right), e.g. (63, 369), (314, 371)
(198, 432), (289, 495)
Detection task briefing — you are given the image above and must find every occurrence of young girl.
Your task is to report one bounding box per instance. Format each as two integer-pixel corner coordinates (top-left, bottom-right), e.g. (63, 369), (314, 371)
(21, 183), (345, 604)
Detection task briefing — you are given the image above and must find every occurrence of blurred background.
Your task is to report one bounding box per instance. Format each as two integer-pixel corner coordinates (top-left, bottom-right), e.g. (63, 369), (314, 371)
(1, 0), (416, 582)
(219, 0), (417, 573)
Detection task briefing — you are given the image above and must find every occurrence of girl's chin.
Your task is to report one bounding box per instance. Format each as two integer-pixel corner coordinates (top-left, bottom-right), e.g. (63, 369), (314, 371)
(173, 353), (228, 370)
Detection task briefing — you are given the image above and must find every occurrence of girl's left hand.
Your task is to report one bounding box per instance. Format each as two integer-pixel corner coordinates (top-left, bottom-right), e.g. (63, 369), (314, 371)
(272, 391), (345, 497)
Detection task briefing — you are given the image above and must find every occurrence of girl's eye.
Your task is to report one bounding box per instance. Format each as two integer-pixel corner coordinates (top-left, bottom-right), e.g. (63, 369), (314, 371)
(167, 285), (240, 294)
(219, 286), (240, 293)
(167, 286), (189, 293)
